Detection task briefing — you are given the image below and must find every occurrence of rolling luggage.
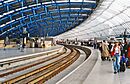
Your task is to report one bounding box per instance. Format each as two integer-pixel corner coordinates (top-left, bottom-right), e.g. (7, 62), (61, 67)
(120, 62), (126, 72)
(120, 55), (127, 72)
(101, 57), (106, 61)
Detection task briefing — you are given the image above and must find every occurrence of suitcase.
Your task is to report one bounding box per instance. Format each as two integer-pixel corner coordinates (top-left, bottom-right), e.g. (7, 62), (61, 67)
(120, 62), (126, 72)
(101, 57), (106, 61)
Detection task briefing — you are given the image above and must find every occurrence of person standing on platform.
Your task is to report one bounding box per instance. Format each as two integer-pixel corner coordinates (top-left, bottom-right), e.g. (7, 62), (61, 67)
(3, 37), (9, 50)
(127, 42), (130, 67)
(99, 42), (102, 53)
(3, 42), (7, 50)
(119, 42), (124, 57)
(108, 42), (112, 56)
(123, 42), (128, 58)
(101, 40), (110, 61)
(111, 42), (121, 74)
(93, 38), (97, 49)
(20, 43), (24, 52)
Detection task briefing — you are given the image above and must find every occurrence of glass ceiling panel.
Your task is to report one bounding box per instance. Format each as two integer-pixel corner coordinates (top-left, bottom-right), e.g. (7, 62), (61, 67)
(108, 18), (121, 26)
(55, 0), (130, 39)
(104, 21), (114, 27)
(107, 8), (120, 15)
(96, 17), (105, 22)
(0, 0), (97, 38)
(109, 1), (125, 12)
(123, 8), (130, 17)
(112, 15), (124, 23)
(118, 13), (130, 22)
(102, 11), (114, 18)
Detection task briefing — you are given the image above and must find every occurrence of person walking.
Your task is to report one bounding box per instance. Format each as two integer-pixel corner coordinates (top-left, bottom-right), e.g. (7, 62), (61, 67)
(93, 38), (97, 49)
(3, 42), (6, 50)
(127, 42), (130, 67)
(111, 42), (121, 74)
(123, 42), (128, 58)
(108, 42), (112, 53)
(101, 40), (110, 61)
(108, 42), (113, 59)
(119, 42), (124, 57)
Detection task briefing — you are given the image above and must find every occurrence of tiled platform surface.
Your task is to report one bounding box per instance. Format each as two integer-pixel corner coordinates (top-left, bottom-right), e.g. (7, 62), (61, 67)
(56, 47), (130, 84)
(56, 47), (98, 84)
(46, 49), (87, 84)
(83, 49), (130, 84)
(0, 45), (61, 60)
(1, 45), (130, 84)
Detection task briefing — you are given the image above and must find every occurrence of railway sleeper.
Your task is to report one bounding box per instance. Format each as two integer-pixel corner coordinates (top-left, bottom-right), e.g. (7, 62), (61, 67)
(0, 50), (66, 77)
(29, 49), (80, 84)
(0, 49), (61, 69)
(1, 48), (76, 84)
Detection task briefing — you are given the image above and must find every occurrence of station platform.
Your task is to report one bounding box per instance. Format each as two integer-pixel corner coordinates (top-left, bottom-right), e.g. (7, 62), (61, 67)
(0, 45), (61, 60)
(55, 47), (130, 84)
(0, 45), (130, 84)
(83, 49), (130, 84)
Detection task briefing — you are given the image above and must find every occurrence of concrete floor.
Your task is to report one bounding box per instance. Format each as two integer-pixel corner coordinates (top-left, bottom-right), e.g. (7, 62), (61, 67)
(1, 46), (130, 84)
(54, 47), (130, 84)
(45, 49), (86, 84)
(83, 50), (130, 84)
(56, 47), (98, 84)
(0, 46), (61, 60)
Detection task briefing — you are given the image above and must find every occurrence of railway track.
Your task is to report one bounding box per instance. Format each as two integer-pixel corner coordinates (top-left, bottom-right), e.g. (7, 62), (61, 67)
(0, 48), (61, 68)
(0, 47), (80, 84)
(0, 50), (66, 77)
(0, 47), (67, 77)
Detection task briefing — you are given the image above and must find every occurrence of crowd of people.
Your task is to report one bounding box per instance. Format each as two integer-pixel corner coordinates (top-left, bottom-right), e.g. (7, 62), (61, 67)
(97, 40), (130, 74)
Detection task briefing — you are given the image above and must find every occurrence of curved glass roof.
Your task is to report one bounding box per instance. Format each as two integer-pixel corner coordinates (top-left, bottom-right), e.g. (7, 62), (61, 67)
(0, 0), (96, 39)
(56, 0), (130, 40)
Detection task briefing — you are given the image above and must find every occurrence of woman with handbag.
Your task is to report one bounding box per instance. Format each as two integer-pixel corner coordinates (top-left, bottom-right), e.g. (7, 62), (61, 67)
(111, 42), (121, 74)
